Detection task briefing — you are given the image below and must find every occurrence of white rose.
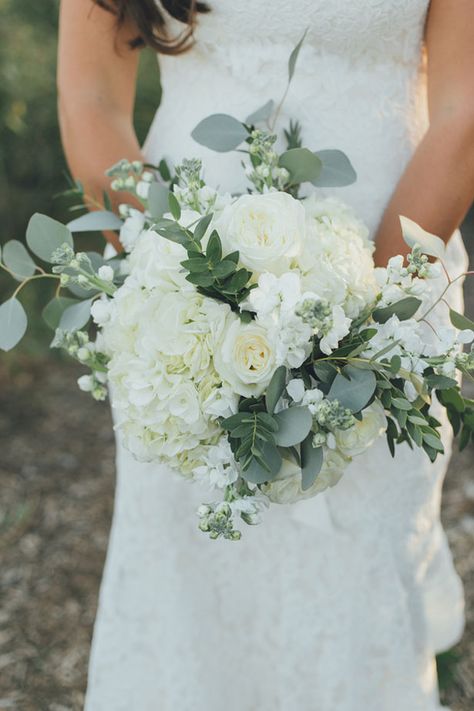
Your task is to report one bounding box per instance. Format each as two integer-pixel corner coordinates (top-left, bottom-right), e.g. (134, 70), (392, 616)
(129, 229), (189, 291)
(214, 316), (276, 397)
(335, 402), (387, 457)
(213, 191), (305, 276)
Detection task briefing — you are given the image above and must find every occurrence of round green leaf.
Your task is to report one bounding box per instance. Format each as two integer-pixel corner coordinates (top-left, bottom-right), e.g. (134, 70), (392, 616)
(67, 210), (122, 233)
(0, 297), (28, 351)
(26, 213), (73, 263)
(274, 406), (313, 447)
(2, 240), (36, 280)
(42, 296), (79, 330)
(148, 183), (170, 219)
(242, 443), (282, 484)
(312, 150), (357, 187)
(279, 148), (322, 185)
(191, 113), (248, 152)
(328, 365), (376, 413)
(245, 100), (275, 125)
(59, 298), (94, 331)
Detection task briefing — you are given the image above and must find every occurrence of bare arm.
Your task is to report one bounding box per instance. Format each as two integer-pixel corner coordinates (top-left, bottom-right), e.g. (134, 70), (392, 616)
(373, 0), (474, 266)
(57, 0), (143, 247)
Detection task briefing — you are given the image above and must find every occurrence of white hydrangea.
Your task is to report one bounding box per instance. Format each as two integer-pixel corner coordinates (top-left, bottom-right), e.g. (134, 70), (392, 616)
(299, 195), (378, 318)
(101, 238), (235, 472)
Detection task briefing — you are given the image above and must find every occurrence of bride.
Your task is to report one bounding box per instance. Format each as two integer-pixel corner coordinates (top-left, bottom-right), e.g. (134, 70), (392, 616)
(57, 1), (472, 709)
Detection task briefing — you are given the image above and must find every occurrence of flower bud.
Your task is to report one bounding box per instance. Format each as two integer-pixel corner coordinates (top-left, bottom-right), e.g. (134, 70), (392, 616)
(98, 265), (114, 282)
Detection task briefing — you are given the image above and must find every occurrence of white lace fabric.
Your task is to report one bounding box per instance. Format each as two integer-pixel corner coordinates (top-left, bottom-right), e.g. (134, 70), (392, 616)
(85, 2), (467, 709)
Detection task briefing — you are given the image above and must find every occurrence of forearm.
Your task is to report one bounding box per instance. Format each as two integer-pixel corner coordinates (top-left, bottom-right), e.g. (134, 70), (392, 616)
(373, 114), (474, 266)
(59, 95), (143, 203)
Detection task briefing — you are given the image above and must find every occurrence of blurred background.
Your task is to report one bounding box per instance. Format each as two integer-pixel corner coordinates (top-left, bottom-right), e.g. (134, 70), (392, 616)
(0, 1), (472, 709)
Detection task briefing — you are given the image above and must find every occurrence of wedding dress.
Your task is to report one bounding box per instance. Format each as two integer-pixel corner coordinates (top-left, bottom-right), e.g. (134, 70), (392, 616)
(85, 1), (468, 709)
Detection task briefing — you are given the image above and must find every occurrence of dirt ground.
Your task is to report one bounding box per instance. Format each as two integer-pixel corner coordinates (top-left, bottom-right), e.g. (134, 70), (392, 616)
(0, 279), (473, 710)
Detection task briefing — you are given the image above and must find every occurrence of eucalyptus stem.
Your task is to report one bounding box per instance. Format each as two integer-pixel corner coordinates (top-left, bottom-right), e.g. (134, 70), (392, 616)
(418, 270), (474, 322)
(12, 273), (60, 299)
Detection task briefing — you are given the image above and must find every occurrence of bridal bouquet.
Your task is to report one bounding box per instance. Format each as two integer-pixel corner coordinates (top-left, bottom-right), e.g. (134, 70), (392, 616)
(1, 39), (473, 540)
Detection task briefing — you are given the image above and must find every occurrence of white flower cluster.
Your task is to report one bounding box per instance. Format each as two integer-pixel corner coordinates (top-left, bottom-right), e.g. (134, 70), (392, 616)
(99, 190), (381, 492)
(85, 175), (472, 538)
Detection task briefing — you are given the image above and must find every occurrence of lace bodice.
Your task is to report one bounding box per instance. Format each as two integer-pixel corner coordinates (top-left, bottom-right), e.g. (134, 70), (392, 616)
(146, 0), (433, 236)
(190, 0), (429, 64)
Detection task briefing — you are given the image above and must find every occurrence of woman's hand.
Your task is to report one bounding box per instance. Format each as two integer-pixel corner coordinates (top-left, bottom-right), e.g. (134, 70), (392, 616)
(373, 0), (474, 267)
(58, 0), (145, 249)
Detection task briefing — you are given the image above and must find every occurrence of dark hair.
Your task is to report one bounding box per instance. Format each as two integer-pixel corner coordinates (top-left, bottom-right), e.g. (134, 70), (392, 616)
(94, 0), (210, 54)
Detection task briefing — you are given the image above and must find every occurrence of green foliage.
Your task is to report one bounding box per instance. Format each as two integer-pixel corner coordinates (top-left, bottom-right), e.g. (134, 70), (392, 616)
(0, 297), (28, 351)
(327, 365), (376, 413)
(222, 406), (281, 483)
(245, 100), (275, 126)
(156, 214), (255, 310)
(372, 296), (422, 324)
(191, 113), (249, 152)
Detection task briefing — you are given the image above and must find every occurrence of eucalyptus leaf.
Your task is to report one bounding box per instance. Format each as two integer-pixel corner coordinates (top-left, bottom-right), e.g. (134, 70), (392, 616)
(245, 100), (275, 125)
(148, 182), (170, 218)
(0, 298), (28, 351)
(422, 433), (444, 452)
(391, 397), (412, 411)
(449, 308), (474, 332)
(2, 240), (36, 280)
(242, 443), (282, 484)
(312, 149), (357, 187)
(373, 297), (421, 324)
(26, 213), (73, 263)
(301, 437), (323, 490)
(425, 373), (458, 390)
(191, 113), (248, 152)
(193, 213), (213, 242)
(212, 260), (236, 279)
(314, 361), (337, 384)
(279, 148), (322, 186)
(168, 192), (181, 221)
(399, 216), (446, 260)
(288, 28), (308, 82)
(42, 296), (79, 330)
(265, 366), (287, 414)
(328, 365), (376, 413)
(59, 298), (94, 331)
(67, 210), (122, 233)
(274, 406), (312, 447)
(206, 230), (222, 262)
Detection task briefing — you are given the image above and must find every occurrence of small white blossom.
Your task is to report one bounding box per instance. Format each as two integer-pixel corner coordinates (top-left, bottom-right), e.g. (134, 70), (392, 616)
(98, 265), (114, 282)
(77, 374), (94, 392)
